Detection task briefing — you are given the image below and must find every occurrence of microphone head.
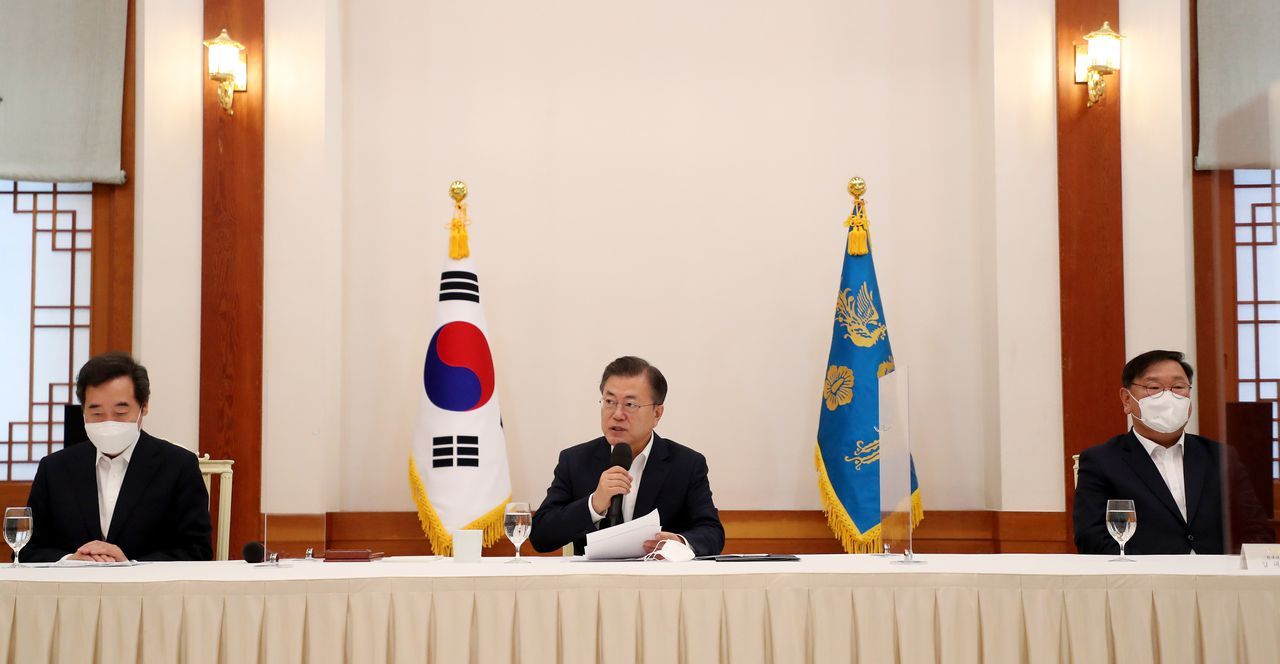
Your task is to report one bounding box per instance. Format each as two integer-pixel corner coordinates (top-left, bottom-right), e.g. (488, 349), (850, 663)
(242, 540), (265, 563)
(609, 442), (634, 470)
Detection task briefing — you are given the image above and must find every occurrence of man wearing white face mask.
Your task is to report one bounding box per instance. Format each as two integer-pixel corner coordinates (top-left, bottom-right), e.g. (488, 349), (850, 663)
(1073, 350), (1272, 555)
(20, 352), (212, 563)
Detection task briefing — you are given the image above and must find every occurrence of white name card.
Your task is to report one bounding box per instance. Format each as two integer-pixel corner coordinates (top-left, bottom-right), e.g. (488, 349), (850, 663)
(1240, 543), (1280, 571)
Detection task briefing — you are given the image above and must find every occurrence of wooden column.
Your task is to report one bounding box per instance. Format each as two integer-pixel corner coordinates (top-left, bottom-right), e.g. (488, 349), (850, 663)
(1055, 1), (1128, 544)
(201, 0), (265, 556)
(89, 0), (136, 356)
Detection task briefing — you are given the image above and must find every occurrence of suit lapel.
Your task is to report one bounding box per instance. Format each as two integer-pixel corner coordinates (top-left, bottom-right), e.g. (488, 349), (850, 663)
(1118, 432), (1186, 525)
(70, 443), (105, 541)
(633, 434), (670, 520)
(1182, 434), (1209, 526)
(106, 434), (157, 542)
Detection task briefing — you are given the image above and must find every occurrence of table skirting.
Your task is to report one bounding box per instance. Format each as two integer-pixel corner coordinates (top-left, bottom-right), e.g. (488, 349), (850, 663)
(0, 554), (1275, 663)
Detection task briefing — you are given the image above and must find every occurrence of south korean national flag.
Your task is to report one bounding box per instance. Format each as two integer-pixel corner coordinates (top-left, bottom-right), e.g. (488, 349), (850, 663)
(409, 255), (511, 555)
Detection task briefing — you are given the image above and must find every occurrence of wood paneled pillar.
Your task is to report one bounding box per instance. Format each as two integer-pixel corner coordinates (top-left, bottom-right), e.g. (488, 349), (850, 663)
(1055, 1), (1129, 544)
(89, 0), (136, 356)
(201, 0), (265, 556)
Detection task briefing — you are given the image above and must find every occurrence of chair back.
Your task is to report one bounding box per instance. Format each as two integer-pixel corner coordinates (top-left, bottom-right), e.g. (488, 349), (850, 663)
(198, 455), (235, 561)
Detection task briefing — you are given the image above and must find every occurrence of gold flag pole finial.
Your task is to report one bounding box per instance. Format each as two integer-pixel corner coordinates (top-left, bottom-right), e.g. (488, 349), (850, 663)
(844, 177), (869, 256)
(448, 180), (470, 259)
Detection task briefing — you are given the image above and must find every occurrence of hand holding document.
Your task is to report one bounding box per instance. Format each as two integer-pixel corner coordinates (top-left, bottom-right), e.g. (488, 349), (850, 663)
(584, 509), (661, 560)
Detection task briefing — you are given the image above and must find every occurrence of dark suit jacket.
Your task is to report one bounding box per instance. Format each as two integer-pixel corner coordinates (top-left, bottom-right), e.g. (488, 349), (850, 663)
(20, 432), (213, 562)
(529, 434), (725, 556)
(1074, 431), (1273, 555)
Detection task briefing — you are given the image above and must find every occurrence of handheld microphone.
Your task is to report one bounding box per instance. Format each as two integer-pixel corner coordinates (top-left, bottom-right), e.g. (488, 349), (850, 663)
(242, 540), (265, 564)
(606, 443), (634, 527)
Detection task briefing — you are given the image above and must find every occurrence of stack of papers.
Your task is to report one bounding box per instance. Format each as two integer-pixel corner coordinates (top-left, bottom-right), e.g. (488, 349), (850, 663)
(584, 509), (661, 560)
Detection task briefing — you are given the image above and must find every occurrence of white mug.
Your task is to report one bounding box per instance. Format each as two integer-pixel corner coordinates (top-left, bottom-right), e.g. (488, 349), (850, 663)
(452, 529), (482, 563)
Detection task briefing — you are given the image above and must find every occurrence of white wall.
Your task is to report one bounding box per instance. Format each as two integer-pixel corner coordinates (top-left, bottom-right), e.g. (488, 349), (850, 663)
(987, 0), (1065, 511)
(133, 0), (203, 451)
(1119, 0), (1200, 431)
(261, 0), (345, 512)
(134, 0), (1199, 515)
(329, 0), (1062, 512)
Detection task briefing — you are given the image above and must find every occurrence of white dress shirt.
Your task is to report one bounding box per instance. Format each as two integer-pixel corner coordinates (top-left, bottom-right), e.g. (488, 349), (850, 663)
(96, 442), (137, 537)
(1134, 429), (1187, 523)
(590, 434), (654, 524)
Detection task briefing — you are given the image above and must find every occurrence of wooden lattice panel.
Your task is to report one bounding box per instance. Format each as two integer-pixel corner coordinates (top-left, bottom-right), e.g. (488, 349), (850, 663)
(0, 180), (92, 481)
(1233, 170), (1280, 477)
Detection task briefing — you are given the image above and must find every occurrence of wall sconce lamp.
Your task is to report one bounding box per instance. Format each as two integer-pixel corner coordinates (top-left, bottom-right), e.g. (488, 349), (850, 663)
(203, 29), (247, 115)
(1074, 21), (1124, 108)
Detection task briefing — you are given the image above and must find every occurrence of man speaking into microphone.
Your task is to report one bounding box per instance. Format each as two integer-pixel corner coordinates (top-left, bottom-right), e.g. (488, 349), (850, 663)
(530, 356), (724, 556)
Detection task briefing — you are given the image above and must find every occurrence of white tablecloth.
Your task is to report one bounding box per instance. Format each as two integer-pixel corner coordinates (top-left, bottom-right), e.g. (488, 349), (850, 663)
(0, 554), (1276, 663)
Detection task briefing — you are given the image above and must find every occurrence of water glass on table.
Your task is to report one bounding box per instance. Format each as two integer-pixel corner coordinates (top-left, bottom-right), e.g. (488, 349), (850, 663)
(1105, 499), (1137, 562)
(4, 507), (33, 567)
(504, 502), (532, 563)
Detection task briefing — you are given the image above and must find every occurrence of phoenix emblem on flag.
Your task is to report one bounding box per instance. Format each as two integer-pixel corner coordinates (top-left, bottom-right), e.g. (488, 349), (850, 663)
(835, 282), (887, 348)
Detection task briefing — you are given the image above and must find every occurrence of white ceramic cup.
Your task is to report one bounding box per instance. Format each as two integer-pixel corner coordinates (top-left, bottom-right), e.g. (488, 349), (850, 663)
(452, 529), (482, 562)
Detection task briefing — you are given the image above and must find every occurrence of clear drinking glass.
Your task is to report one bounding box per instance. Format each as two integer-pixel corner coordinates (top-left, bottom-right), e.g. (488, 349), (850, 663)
(1105, 499), (1137, 562)
(4, 507), (33, 567)
(504, 502), (532, 563)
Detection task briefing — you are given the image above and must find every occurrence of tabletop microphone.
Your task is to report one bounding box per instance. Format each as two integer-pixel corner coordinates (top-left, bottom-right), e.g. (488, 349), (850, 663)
(606, 443), (634, 527)
(242, 540), (265, 564)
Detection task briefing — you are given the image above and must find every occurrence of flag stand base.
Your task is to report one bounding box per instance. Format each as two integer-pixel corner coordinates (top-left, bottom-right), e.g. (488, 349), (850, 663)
(891, 550), (927, 565)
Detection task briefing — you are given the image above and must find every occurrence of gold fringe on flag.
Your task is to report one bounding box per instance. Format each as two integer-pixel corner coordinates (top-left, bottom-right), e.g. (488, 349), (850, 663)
(814, 443), (923, 554)
(408, 454), (507, 556)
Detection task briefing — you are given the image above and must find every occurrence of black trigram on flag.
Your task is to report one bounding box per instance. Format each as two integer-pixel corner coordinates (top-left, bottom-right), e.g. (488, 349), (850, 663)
(439, 271), (480, 303)
(432, 435), (479, 467)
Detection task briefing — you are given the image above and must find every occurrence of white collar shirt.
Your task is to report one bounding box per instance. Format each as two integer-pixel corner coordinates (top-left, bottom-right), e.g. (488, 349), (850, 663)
(96, 441), (138, 538)
(622, 435), (654, 523)
(1134, 429), (1187, 523)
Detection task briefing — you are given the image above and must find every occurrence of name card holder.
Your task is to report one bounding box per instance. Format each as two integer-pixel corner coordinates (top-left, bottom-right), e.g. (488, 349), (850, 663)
(1240, 543), (1280, 571)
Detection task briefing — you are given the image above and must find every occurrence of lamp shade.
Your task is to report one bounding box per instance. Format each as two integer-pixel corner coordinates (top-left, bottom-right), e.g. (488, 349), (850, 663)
(1085, 21), (1122, 73)
(203, 29), (245, 80)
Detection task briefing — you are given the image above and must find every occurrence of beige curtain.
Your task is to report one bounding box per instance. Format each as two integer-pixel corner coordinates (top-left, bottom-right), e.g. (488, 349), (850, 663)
(0, 0), (128, 183)
(1196, 0), (1280, 170)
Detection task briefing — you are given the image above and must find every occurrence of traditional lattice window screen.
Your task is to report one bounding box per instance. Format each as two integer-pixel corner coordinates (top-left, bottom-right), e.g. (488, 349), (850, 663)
(1233, 170), (1280, 478)
(0, 181), (93, 481)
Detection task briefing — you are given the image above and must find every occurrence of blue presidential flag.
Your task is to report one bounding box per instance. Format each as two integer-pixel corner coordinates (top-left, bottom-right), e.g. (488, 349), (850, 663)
(815, 178), (922, 553)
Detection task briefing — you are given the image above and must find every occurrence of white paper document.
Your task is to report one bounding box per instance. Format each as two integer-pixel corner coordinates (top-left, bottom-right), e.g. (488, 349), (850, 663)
(53, 558), (138, 568)
(584, 509), (662, 560)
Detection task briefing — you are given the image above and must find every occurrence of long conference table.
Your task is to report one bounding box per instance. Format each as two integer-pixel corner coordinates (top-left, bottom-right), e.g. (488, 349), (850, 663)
(0, 554), (1276, 664)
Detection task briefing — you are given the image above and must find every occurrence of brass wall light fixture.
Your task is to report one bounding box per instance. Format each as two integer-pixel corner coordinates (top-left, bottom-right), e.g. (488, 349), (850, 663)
(203, 29), (247, 115)
(1074, 21), (1124, 108)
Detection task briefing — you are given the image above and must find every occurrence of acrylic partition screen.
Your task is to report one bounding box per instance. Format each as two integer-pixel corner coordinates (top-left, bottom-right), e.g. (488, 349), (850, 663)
(878, 365), (915, 555)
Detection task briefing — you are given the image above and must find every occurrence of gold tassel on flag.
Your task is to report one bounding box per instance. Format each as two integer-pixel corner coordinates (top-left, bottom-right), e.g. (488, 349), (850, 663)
(844, 176), (869, 256)
(449, 180), (471, 259)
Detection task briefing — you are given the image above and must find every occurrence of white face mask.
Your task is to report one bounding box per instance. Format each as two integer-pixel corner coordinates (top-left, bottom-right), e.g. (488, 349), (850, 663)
(85, 413), (142, 456)
(643, 537), (695, 562)
(1129, 389), (1191, 434)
